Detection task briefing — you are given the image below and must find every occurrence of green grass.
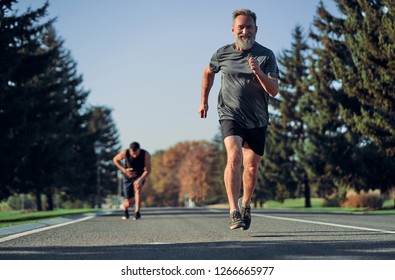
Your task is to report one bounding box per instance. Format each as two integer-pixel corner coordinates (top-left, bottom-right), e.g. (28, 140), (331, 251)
(0, 208), (100, 228)
(262, 198), (395, 213)
(264, 198), (324, 208)
(383, 200), (395, 208)
(210, 198), (395, 214)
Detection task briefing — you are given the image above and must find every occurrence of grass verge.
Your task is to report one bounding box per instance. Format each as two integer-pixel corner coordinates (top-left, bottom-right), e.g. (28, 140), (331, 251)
(209, 198), (395, 213)
(0, 208), (100, 228)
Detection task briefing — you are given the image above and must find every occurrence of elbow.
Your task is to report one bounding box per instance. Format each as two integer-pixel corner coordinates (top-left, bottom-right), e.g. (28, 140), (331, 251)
(269, 83), (279, 97)
(267, 85), (278, 97)
(144, 165), (151, 175)
(270, 90), (279, 97)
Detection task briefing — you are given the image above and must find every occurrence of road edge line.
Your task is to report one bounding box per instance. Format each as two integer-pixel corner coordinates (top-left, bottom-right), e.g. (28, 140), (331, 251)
(256, 214), (395, 234)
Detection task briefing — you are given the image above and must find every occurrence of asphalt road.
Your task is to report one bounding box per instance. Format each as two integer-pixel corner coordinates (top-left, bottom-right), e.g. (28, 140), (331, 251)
(1, 207), (395, 260)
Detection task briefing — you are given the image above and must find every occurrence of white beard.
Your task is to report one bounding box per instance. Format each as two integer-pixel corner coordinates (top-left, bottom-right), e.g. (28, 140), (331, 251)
(234, 34), (255, 50)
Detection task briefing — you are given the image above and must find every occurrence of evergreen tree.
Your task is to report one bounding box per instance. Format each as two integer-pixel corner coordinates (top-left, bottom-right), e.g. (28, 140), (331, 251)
(10, 26), (90, 210)
(263, 25), (312, 207)
(314, 0), (395, 156)
(85, 106), (122, 207)
(300, 43), (353, 200)
(0, 0), (56, 202)
(0, 1), (113, 209)
(260, 118), (293, 204)
(207, 129), (227, 205)
(306, 0), (395, 200)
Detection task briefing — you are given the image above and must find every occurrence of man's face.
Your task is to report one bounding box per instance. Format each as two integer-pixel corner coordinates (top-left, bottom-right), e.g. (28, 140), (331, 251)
(129, 148), (140, 158)
(232, 15), (257, 50)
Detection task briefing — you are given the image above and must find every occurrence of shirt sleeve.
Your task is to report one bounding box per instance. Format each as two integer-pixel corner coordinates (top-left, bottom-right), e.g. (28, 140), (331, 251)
(265, 51), (280, 79)
(209, 51), (220, 73)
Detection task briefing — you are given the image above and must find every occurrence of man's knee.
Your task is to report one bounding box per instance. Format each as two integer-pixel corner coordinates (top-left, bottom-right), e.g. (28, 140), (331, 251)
(244, 165), (259, 176)
(227, 151), (243, 169)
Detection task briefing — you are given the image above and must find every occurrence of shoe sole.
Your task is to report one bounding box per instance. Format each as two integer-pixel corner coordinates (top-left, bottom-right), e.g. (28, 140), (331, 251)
(230, 222), (245, 230)
(230, 225), (245, 230)
(242, 225), (250, 230)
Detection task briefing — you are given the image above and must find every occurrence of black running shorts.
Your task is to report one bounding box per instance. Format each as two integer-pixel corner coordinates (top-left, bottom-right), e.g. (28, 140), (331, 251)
(122, 178), (145, 199)
(220, 120), (268, 156)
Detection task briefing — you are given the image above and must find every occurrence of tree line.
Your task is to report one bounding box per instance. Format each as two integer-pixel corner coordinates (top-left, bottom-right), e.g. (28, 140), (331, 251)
(259, 0), (395, 207)
(1, 0), (394, 210)
(0, 0), (121, 210)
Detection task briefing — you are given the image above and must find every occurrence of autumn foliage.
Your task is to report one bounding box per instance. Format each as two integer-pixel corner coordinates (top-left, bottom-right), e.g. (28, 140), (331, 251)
(143, 141), (222, 207)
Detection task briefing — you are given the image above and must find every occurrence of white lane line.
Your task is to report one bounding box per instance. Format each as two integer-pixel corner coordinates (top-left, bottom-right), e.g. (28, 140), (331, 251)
(0, 216), (94, 243)
(255, 214), (395, 234)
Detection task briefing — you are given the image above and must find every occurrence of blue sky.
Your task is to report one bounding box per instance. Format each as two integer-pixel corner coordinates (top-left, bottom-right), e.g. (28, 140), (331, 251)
(17, 0), (338, 153)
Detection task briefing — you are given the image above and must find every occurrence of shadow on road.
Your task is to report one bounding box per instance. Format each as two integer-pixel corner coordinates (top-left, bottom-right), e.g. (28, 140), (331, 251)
(1, 238), (395, 260)
(1, 207), (395, 260)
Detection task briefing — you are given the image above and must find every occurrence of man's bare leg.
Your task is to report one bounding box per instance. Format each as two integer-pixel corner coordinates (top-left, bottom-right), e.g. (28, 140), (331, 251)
(241, 145), (262, 206)
(238, 145), (262, 229)
(134, 187), (141, 213)
(223, 136), (243, 213)
(133, 187), (142, 220)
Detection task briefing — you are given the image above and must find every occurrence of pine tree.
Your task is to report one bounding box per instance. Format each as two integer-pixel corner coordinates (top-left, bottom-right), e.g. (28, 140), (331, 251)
(10, 25), (91, 210)
(306, 0), (395, 200)
(207, 129), (227, 205)
(263, 25), (312, 207)
(0, 1), (109, 209)
(0, 0), (56, 201)
(85, 106), (122, 207)
(299, 41), (352, 201)
(315, 0), (395, 156)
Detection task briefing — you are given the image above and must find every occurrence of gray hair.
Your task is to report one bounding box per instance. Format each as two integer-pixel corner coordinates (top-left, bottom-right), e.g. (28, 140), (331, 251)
(232, 9), (257, 26)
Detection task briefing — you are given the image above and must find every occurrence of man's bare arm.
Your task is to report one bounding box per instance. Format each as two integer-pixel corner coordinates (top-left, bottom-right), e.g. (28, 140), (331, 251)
(198, 66), (216, 118)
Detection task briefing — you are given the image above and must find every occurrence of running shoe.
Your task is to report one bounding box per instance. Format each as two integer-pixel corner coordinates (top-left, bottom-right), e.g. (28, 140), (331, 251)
(238, 197), (251, 230)
(133, 211), (141, 220)
(122, 209), (130, 220)
(240, 205), (251, 230)
(229, 210), (245, 230)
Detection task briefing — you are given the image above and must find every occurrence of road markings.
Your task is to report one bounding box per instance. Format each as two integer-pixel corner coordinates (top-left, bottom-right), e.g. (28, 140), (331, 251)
(0, 216), (94, 244)
(256, 214), (395, 234)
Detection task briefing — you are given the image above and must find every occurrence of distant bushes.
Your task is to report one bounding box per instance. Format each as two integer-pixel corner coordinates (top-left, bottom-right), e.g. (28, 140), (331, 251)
(343, 189), (385, 209)
(1, 194), (36, 211)
(0, 194), (92, 211)
(323, 188), (385, 209)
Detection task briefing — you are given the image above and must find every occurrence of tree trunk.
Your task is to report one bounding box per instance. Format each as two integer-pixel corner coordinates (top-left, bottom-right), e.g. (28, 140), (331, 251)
(35, 191), (43, 211)
(304, 172), (311, 208)
(46, 191), (54, 210)
(90, 195), (95, 209)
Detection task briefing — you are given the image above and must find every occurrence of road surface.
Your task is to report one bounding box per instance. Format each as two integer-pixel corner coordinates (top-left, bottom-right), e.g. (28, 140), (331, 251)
(1, 207), (395, 259)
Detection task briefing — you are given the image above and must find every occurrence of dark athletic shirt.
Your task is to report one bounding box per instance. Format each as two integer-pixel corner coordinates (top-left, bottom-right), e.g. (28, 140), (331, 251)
(124, 149), (146, 177)
(209, 42), (279, 128)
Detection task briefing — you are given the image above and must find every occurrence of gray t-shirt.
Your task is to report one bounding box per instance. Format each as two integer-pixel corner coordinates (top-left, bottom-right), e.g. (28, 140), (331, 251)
(209, 42), (279, 128)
